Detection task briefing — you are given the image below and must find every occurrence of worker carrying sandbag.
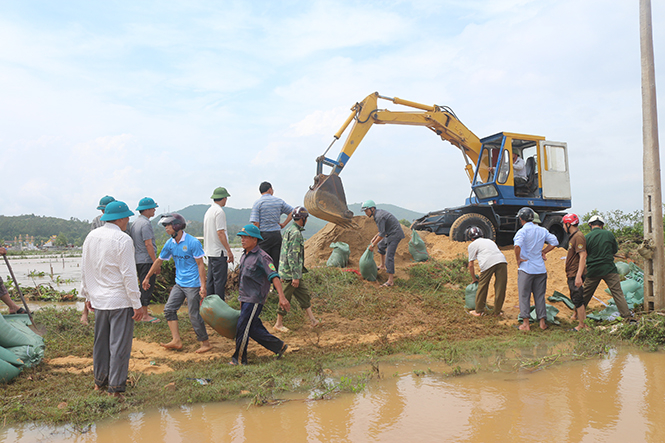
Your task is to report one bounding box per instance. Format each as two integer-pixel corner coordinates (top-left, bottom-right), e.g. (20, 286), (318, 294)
(362, 200), (405, 287)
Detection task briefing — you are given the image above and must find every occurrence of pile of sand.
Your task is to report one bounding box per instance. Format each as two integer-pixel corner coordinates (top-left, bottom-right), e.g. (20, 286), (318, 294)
(305, 220), (610, 318)
(304, 216), (414, 279)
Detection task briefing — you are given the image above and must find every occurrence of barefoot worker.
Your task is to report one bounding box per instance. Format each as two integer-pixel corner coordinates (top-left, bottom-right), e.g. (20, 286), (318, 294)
(129, 197), (160, 323)
(362, 200), (405, 287)
(466, 227), (507, 317)
(273, 207), (319, 332)
(81, 201), (143, 398)
(232, 224), (290, 366)
(514, 207), (558, 331)
(562, 213), (587, 331)
(143, 213), (212, 354)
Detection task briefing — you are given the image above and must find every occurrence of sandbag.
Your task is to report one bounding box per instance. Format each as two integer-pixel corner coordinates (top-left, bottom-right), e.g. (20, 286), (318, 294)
(200, 294), (241, 339)
(465, 282), (478, 310)
(528, 304), (560, 325)
(547, 291), (576, 310)
(0, 314), (37, 348)
(0, 358), (21, 384)
(605, 279), (641, 298)
(8, 345), (43, 368)
(0, 346), (23, 367)
(327, 242), (350, 268)
(359, 247), (378, 282)
(615, 261), (630, 277)
(408, 230), (429, 262)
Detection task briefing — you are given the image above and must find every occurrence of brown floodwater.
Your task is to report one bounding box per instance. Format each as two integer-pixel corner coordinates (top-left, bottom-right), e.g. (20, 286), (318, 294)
(2, 349), (664, 442)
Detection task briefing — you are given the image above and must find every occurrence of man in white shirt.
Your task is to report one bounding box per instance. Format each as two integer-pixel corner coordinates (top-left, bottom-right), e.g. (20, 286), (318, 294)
(81, 201), (142, 398)
(514, 207), (559, 331)
(203, 187), (234, 300)
(467, 227), (508, 317)
(513, 153), (527, 180)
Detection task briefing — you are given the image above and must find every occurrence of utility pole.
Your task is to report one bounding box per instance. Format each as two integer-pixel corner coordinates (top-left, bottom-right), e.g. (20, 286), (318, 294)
(640, 0), (665, 311)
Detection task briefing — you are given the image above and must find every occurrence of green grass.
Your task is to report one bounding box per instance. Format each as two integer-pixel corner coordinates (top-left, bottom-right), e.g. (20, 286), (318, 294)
(0, 263), (652, 427)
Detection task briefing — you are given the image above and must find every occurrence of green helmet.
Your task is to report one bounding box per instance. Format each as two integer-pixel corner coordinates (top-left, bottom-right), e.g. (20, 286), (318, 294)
(361, 200), (376, 210)
(211, 187), (230, 200)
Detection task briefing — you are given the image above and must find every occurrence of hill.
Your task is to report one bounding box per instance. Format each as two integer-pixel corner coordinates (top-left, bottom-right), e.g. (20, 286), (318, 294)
(172, 203), (424, 240)
(0, 214), (90, 247)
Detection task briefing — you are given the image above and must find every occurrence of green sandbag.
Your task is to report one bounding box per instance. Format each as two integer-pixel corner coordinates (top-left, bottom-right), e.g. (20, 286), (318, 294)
(465, 282), (478, 309)
(0, 358), (21, 383)
(547, 291), (576, 310)
(327, 242), (350, 268)
(0, 314), (36, 348)
(605, 279), (641, 297)
(615, 261), (630, 276)
(200, 294), (240, 339)
(408, 230), (429, 262)
(528, 304), (560, 325)
(359, 247), (378, 281)
(0, 346), (23, 367)
(8, 345), (43, 368)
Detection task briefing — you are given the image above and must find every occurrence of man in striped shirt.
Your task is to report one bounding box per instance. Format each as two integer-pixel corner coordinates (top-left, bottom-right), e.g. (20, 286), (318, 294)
(250, 182), (294, 270)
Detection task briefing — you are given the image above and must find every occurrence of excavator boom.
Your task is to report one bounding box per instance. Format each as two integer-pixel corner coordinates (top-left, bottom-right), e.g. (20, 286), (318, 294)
(304, 92), (482, 226)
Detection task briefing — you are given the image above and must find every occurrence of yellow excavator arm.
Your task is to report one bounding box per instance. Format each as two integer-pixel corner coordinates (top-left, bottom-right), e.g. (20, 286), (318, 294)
(304, 92), (482, 226)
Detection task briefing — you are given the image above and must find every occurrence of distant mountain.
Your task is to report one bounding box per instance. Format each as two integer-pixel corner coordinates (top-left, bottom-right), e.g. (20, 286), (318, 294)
(170, 203), (424, 239)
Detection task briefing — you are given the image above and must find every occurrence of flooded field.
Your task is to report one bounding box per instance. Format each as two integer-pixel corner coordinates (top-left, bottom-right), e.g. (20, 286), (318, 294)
(2, 349), (664, 442)
(1, 255), (82, 293)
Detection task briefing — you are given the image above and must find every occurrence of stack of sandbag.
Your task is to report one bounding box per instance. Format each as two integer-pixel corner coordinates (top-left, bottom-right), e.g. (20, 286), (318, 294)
(0, 314), (45, 383)
(327, 242), (350, 268)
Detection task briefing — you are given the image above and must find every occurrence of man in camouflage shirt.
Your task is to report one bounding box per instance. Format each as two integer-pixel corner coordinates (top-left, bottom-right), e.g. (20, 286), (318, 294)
(273, 207), (320, 333)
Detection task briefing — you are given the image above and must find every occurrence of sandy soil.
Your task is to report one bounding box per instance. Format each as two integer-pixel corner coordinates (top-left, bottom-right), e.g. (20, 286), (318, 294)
(46, 218), (613, 375)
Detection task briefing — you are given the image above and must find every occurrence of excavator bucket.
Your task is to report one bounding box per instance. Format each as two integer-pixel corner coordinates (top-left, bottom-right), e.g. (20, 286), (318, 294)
(304, 174), (355, 227)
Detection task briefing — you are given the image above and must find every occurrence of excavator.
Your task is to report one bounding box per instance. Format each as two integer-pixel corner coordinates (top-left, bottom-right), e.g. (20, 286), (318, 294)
(304, 92), (572, 245)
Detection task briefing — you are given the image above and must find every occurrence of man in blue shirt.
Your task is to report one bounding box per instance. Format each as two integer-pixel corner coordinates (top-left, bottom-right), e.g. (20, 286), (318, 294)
(231, 224), (290, 366)
(142, 213), (212, 354)
(513, 207), (558, 331)
(250, 181), (294, 270)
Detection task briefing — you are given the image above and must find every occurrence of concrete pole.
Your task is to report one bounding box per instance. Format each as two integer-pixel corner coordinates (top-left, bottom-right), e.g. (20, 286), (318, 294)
(640, 0), (665, 311)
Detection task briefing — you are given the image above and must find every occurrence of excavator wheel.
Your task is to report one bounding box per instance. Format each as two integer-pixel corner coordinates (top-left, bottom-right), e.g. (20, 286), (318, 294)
(449, 213), (496, 242)
(541, 215), (568, 249)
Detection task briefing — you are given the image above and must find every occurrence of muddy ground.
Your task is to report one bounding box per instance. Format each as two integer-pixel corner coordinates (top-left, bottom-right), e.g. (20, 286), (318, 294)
(45, 217), (611, 375)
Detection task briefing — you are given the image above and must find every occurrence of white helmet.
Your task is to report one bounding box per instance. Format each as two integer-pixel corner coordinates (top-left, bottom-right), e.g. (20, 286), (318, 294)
(588, 215), (605, 226)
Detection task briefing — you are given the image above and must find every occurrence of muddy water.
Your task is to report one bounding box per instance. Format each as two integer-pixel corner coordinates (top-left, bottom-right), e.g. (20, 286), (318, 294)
(3, 349), (665, 442)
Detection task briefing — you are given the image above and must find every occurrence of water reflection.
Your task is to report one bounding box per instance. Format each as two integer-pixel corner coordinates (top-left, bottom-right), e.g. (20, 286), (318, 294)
(3, 349), (665, 442)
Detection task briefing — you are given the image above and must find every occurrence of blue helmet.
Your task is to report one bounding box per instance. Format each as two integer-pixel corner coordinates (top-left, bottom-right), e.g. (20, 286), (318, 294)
(136, 197), (158, 211)
(97, 195), (115, 210)
(100, 201), (134, 221)
(237, 224), (263, 240)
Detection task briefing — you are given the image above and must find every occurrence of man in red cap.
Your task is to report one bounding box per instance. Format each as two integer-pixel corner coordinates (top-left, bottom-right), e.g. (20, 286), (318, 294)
(563, 213), (587, 331)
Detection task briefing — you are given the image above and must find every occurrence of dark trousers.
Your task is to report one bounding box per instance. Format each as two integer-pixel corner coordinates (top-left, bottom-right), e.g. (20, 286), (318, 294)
(377, 236), (402, 274)
(475, 262), (507, 314)
(233, 302), (283, 364)
(206, 256), (228, 300)
(258, 231), (282, 270)
(583, 273), (631, 317)
(137, 263), (156, 307)
(93, 308), (134, 393)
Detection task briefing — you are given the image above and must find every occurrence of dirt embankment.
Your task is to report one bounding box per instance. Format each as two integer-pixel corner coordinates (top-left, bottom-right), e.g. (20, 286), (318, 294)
(46, 219), (610, 376)
(305, 217), (610, 319)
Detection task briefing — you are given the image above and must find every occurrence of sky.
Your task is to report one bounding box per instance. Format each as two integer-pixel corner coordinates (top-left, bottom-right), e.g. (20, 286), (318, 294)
(1, 0), (664, 223)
